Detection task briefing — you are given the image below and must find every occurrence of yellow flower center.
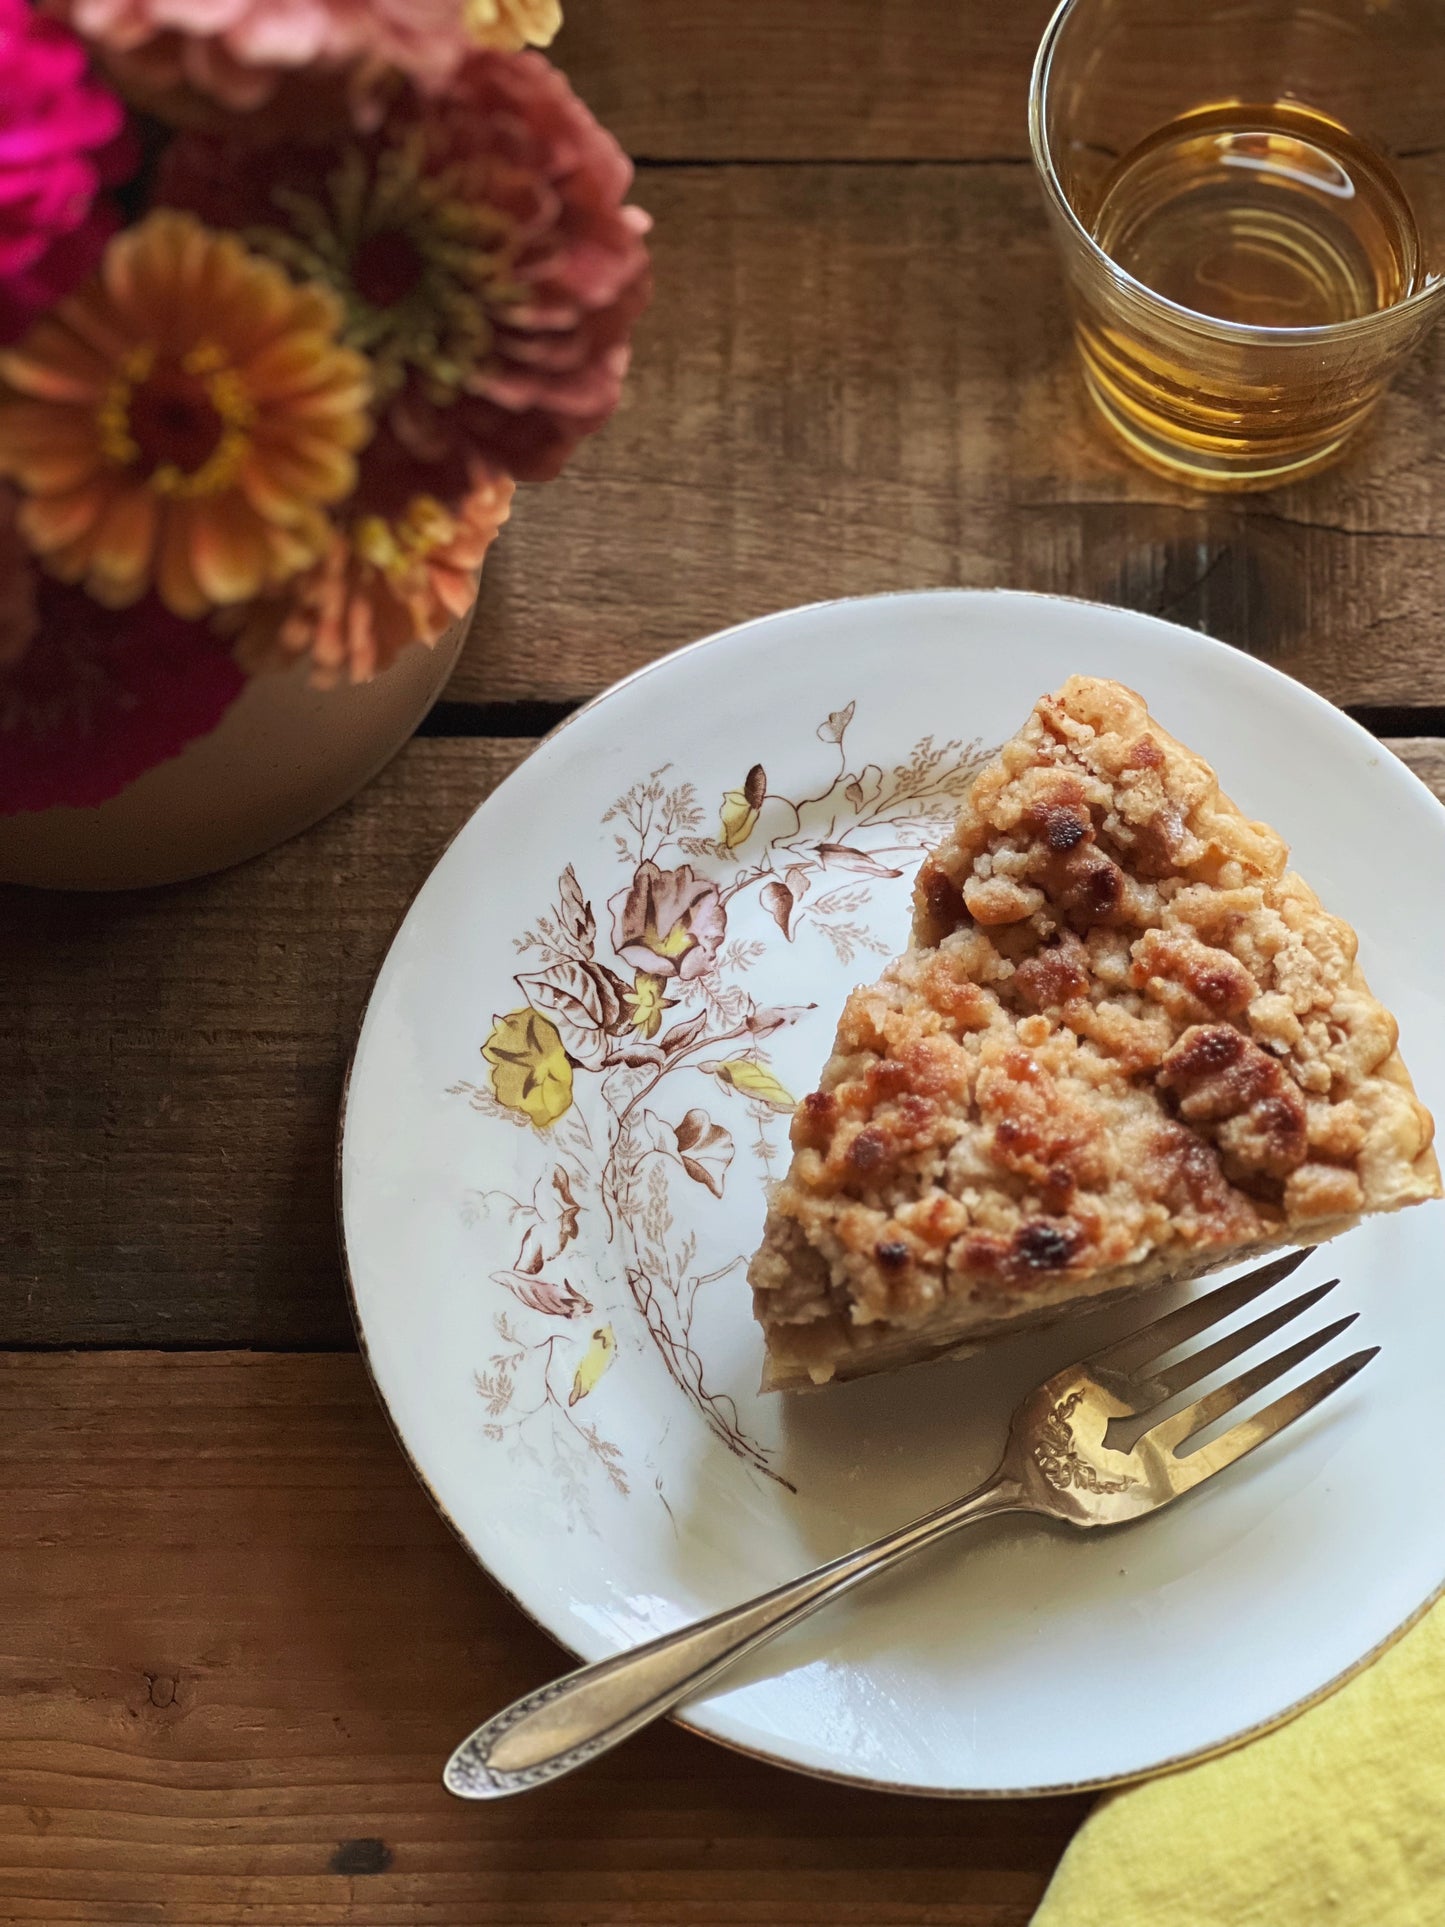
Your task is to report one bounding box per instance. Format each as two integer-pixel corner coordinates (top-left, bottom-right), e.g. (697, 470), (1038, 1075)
(354, 497), (456, 583)
(643, 916), (694, 960)
(98, 341), (256, 499)
(256, 138), (507, 404)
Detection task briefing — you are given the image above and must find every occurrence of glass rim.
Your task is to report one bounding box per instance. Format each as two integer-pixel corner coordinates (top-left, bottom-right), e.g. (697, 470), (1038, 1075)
(1027, 0), (1445, 347)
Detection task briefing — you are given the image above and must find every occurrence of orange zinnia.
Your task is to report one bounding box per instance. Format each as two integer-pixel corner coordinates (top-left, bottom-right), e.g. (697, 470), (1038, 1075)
(239, 470), (512, 687)
(0, 210), (373, 619)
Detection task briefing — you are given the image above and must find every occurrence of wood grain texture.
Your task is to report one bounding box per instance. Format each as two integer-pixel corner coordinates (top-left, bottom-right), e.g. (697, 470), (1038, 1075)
(3, 737), (1441, 1352)
(1385, 738), (1445, 804)
(554, 0), (1056, 160)
(0, 1350), (1088, 1925)
(0, 741), (530, 1351)
(456, 165), (1445, 711)
(552, 0), (1445, 163)
(8, 14), (1441, 1922)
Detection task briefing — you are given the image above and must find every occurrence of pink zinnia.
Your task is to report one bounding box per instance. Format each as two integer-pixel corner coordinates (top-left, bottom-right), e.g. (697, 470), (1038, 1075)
(0, 0), (130, 344)
(55, 0), (558, 114)
(398, 50), (653, 483)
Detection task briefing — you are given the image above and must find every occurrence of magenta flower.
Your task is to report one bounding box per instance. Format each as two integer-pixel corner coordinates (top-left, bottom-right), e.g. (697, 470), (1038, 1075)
(0, 575), (245, 815)
(159, 50), (651, 486)
(609, 862), (727, 982)
(0, 0), (129, 344)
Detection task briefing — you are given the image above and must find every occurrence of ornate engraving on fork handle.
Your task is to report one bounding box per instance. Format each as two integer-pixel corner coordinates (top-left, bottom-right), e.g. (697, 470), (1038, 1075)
(1033, 1390), (1133, 1496)
(444, 1674), (618, 1796)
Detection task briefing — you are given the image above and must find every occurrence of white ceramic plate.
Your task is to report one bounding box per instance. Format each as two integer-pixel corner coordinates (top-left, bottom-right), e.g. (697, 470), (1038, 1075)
(340, 590), (1445, 1796)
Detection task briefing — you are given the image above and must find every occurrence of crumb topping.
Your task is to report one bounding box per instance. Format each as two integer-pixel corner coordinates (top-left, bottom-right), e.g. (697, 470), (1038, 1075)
(750, 675), (1439, 1382)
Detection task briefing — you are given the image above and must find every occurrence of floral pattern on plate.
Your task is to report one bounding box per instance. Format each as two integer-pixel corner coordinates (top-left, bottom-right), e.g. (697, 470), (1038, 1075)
(448, 702), (986, 1523)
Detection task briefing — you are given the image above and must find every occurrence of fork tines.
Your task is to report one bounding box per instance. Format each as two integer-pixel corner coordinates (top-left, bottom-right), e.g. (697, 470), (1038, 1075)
(1089, 1248), (1311, 1378)
(1090, 1249), (1378, 1482)
(1167, 1347), (1378, 1487)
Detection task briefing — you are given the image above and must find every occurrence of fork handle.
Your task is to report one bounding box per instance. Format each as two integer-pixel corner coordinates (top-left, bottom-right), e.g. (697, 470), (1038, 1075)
(443, 1470), (1025, 1798)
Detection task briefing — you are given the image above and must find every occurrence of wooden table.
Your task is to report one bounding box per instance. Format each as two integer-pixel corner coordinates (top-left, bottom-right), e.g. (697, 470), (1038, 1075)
(5, 5), (1445, 1920)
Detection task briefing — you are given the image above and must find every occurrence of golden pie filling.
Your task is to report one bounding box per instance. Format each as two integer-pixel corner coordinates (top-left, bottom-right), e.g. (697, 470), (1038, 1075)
(749, 676), (1440, 1389)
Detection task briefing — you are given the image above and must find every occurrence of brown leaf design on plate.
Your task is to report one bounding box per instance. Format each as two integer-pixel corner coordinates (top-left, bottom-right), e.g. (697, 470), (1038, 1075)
(558, 864), (595, 952)
(747, 1001), (816, 1037)
(516, 1225), (546, 1274)
(843, 762), (884, 810)
(659, 1007), (709, 1055)
(551, 1168), (581, 1252)
(515, 959), (621, 1067)
(761, 878), (795, 939)
(815, 841), (902, 878)
(492, 1267), (593, 1318)
(610, 1043), (668, 1069)
(817, 701), (856, 745)
(743, 763), (767, 809)
(783, 864), (811, 902)
(673, 1108), (735, 1197)
(590, 958), (635, 1007)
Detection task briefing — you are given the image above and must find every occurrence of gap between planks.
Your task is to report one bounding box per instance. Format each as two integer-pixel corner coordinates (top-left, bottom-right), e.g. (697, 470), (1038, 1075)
(420, 697), (1445, 744)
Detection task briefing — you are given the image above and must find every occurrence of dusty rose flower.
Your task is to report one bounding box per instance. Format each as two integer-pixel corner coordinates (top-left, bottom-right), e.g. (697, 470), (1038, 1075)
(0, 211), (372, 620)
(0, 580), (244, 813)
(392, 51), (651, 482)
(70, 40), (369, 136)
(54, 0), (560, 116)
(0, 0), (132, 344)
(609, 862), (726, 982)
(159, 50), (651, 485)
(238, 467), (512, 687)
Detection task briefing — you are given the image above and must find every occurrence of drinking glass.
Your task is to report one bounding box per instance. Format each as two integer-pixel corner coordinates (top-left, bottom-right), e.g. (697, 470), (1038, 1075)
(1029, 0), (1445, 488)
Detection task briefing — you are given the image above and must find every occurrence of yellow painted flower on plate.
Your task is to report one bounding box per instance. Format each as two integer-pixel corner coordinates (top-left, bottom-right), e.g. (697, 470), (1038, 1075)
(0, 211), (372, 619)
(624, 970), (672, 1039)
(483, 1007), (573, 1127)
(719, 789), (758, 849)
(719, 763), (766, 848)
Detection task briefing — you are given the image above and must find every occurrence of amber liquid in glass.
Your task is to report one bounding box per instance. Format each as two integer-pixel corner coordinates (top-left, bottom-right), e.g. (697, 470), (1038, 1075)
(1076, 101), (1424, 478)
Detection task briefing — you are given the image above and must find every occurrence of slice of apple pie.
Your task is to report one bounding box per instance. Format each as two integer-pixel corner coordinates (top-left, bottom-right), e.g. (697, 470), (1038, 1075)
(749, 676), (1440, 1390)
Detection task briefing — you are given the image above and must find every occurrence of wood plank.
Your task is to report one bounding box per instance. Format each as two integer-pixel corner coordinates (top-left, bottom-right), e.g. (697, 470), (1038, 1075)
(554, 0), (1443, 164)
(0, 741), (531, 1350)
(0, 1350), (1088, 1924)
(555, 0), (1055, 160)
(4, 737), (1442, 1351)
(456, 165), (1445, 711)
(1386, 738), (1445, 803)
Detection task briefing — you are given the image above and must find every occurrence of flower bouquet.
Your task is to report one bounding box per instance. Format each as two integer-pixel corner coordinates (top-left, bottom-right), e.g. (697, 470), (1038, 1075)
(0, 0), (649, 883)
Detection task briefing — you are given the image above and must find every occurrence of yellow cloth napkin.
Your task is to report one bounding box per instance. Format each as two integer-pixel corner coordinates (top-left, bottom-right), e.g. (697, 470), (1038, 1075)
(1032, 1598), (1445, 1927)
